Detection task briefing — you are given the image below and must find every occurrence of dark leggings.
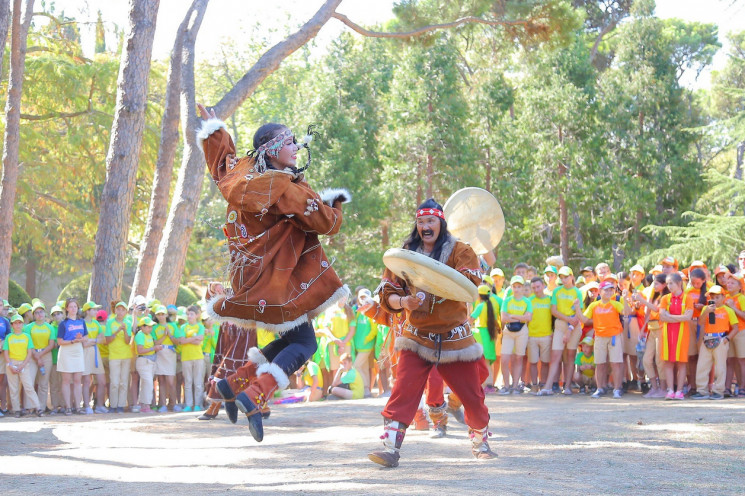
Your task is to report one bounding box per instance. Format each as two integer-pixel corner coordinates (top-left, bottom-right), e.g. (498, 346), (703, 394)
(260, 321), (318, 377)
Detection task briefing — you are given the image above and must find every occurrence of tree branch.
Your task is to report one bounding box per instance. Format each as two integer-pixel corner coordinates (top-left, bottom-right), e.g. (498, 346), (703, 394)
(331, 12), (532, 39)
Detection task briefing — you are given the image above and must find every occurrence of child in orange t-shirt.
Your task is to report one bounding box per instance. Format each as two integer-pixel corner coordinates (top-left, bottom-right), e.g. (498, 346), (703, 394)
(579, 282), (630, 399)
(659, 273), (692, 400)
(690, 286), (739, 400)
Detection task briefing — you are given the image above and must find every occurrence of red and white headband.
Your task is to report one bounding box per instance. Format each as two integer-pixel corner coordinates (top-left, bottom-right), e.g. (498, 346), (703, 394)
(416, 208), (445, 220)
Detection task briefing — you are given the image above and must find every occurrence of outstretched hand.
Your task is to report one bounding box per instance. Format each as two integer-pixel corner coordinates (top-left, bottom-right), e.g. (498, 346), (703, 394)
(197, 103), (217, 120)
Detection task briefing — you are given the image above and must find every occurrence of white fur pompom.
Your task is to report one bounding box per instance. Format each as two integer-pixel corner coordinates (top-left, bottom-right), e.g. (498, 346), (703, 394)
(318, 188), (352, 207)
(196, 118), (228, 151)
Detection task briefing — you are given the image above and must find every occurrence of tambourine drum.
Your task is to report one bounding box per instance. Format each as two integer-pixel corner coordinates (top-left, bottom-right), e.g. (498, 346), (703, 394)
(443, 187), (505, 255)
(383, 248), (478, 302)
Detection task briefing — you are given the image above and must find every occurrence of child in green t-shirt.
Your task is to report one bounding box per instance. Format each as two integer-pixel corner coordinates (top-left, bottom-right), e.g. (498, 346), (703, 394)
(329, 353), (364, 400)
(573, 336), (596, 394)
(174, 306), (205, 412)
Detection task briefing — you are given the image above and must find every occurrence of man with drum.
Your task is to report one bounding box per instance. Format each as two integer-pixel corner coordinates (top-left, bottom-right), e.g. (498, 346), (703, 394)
(368, 198), (496, 468)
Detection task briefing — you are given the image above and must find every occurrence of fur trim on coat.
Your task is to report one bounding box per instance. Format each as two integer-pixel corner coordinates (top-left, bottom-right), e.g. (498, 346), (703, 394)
(394, 336), (484, 364)
(196, 118), (228, 151)
(204, 285), (349, 335)
(318, 188), (352, 206)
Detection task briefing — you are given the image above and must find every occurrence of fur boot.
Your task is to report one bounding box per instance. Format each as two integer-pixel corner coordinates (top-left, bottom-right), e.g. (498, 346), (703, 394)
(235, 363), (289, 442)
(368, 419), (406, 468)
(428, 402), (448, 438)
(469, 426), (498, 459)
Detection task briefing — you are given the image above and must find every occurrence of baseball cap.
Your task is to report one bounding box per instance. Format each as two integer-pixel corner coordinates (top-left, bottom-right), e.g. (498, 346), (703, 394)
(478, 284), (491, 295)
(650, 265), (663, 275)
(581, 266), (594, 274)
(707, 285), (724, 295)
(714, 265), (729, 277)
(689, 260), (707, 269)
(490, 268), (504, 278)
(81, 301), (102, 313)
(599, 281), (615, 290)
(558, 266), (573, 277)
(629, 264), (645, 275)
(580, 336), (594, 346)
(544, 266), (558, 275)
(31, 301), (46, 313)
(10, 314), (23, 324)
(96, 309), (108, 322)
(510, 275), (525, 286)
(153, 305), (167, 315)
(114, 301), (127, 310)
(138, 316), (155, 327)
(660, 256), (678, 268)
(17, 303), (32, 315)
(482, 275), (494, 286)
(50, 305), (64, 315)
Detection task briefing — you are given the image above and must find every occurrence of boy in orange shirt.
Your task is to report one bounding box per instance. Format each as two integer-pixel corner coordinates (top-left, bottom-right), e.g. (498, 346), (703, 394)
(690, 286), (739, 400)
(579, 282), (631, 399)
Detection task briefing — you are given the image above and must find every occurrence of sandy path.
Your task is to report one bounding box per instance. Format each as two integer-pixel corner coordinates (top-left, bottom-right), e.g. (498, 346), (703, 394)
(1, 393), (744, 495)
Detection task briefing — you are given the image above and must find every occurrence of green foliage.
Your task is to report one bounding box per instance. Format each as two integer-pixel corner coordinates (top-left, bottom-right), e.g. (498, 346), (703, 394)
(8, 280), (31, 307)
(57, 273), (133, 304)
(176, 285), (199, 307)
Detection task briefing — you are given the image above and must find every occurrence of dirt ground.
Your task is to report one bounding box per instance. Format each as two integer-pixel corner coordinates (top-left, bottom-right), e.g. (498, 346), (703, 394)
(1, 392), (744, 495)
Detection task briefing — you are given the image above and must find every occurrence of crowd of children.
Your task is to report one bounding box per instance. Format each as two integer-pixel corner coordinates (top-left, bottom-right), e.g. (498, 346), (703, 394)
(2, 250), (744, 420)
(474, 252), (745, 401)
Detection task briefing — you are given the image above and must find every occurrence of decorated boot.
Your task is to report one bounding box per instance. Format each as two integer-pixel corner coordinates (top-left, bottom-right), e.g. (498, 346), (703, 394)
(446, 392), (465, 424)
(198, 401), (220, 420)
(412, 408), (429, 430)
(215, 347), (267, 424)
(469, 426), (497, 459)
(368, 419), (406, 468)
(428, 402), (448, 438)
(234, 363), (289, 442)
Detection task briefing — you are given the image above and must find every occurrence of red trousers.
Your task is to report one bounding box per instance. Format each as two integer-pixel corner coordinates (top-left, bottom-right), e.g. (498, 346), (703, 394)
(383, 350), (490, 429)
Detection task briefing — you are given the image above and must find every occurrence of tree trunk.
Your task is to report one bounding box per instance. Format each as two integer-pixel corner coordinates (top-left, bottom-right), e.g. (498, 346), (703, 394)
(130, 0), (197, 304)
(0, 0), (11, 77)
(147, 0), (208, 303)
(89, 0), (159, 305)
(557, 125), (569, 265)
(0, 0), (34, 299)
(25, 241), (36, 298)
(380, 220), (389, 248)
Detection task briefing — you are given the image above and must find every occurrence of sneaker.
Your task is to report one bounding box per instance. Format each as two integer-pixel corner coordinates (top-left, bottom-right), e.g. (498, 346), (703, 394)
(709, 392), (724, 400)
(82, 407), (93, 415)
(498, 387), (511, 396)
(627, 380), (640, 391)
(172, 405), (183, 413)
(723, 389), (732, 398)
(578, 386), (586, 394)
(14, 411), (22, 418)
(640, 382), (650, 394)
(512, 385), (524, 394)
(182, 406), (193, 412)
(64, 408), (73, 416)
(116, 407), (125, 413)
(483, 386), (497, 394)
(562, 387), (573, 396)
(590, 388), (605, 399)
(378, 391), (391, 398)
(94, 405), (109, 414)
(665, 390), (675, 400)
(158, 406), (168, 413)
(130, 405), (141, 413)
(674, 391), (685, 400)
(613, 389), (623, 399)
(193, 405), (203, 412)
(536, 389), (554, 396)
(552, 382), (560, 393)
(140, 405), (152, 413)
(530, 384), (541, 394)
(690, 392), (709, 400)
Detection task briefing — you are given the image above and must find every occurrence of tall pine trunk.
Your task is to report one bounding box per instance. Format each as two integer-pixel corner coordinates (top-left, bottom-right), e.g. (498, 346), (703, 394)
(89, 0), (159, 305)
(147, 0), (208, 303)
(0, 0), (34, 299)
(130, 1), (198, 303)
(0, 0), (11, 75)
(557, 125), (569, 265)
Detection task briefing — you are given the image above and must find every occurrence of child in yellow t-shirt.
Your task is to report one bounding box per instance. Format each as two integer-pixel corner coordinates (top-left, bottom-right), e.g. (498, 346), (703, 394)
(175, 306), (205, 412)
